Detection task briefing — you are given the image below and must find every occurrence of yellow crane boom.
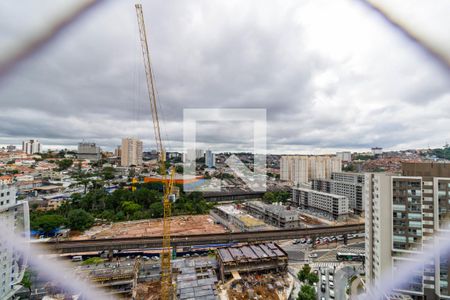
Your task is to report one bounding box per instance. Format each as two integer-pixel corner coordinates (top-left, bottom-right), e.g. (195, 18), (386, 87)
(135, 4), (173, 299)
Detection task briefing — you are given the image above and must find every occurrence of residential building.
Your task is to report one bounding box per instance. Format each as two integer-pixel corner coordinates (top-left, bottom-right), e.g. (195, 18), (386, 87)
(336, 151), (352, 162)
(77, 142), (101, 161)
(205, 149), (215, 168)
(364, 162), (450, 299)
(185, 148), (204, 163)
(371, 147), (383, 155)
(244, 201), (302, 228)
(280, 155), (342, 184)
(292, 186), (348, 220)
(121, 138), (143, 167)
(0, 185), (29, 299)
(22, 139), (41, 154)
(114, 145), (121, 157)
(6, 145), (16, 152)
(311, 172), (365, 214)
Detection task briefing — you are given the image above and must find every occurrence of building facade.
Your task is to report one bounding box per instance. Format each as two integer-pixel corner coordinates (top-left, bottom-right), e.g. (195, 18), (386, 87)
(22, 140), (41, 155)
(364, 162), (450, 299)
(0, 185), (29, 299)
(280, 155), (342, 184)
(336, 151), (352, 162)
(292, 186), (348, 220)
(121, 138), (143, 167)
(77, 142), (101, 161)
(205, 150), (215, 168)
(244, 201), (302, 228)
(312, 172), (365, 214)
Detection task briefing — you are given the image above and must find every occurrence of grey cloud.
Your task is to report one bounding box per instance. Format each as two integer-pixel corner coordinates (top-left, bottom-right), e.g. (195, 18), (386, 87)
(0, 0), (449, 152)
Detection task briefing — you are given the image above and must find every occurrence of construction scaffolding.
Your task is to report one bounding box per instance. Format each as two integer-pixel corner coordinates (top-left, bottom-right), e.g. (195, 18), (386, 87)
(216, 243), (288, 281)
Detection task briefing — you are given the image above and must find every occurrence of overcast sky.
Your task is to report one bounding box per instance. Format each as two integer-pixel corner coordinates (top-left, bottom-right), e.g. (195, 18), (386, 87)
(0, 0), (449, 154)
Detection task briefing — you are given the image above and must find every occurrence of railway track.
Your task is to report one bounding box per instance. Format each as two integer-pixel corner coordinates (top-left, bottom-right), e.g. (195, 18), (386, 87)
(43, 223), (364, 254)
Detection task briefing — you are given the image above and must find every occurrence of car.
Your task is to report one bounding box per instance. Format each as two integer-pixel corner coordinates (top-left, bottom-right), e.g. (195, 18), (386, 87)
(320, 283), (326, 292)
(320, 297), (325, 300)
(293, 239), (300, 244)
(309, 253), (318, 258)
(329, 269), (334, 275)
(300, 238), (306, 243)
(306, 238), (312, 244)
(320, 268), (326, 275)
(329, 289), (335, 298)
(321, 275), (326, 282)
(329, 281), (334, 289)
(329, 275), (334, 282)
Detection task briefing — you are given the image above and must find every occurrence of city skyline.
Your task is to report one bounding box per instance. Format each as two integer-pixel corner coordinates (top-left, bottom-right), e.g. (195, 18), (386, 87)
(0, 1), (449, 152)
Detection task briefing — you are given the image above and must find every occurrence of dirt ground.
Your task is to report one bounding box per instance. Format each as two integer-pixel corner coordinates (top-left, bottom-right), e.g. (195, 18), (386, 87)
(71, 215), (227, 240)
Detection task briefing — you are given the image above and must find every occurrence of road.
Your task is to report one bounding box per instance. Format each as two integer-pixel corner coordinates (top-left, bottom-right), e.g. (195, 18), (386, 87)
(283, 241), (365, 300)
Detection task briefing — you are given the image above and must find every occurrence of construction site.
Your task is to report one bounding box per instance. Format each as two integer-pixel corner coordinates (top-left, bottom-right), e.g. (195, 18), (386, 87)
(68, 242), (291, 300)
(71, 215), (227, 240)
(216, 243), (291, 300)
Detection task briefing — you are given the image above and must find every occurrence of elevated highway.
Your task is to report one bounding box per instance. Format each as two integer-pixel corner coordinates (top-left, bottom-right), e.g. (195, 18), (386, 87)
(43, 223), (364, 254)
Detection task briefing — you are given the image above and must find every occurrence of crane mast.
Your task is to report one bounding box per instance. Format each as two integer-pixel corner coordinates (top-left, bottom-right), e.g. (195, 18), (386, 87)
(135, 4), (173, 299)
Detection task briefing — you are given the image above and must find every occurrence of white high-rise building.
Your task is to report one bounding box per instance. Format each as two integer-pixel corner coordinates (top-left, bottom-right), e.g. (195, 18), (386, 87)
(22, 140), (41, 155)
(280, 155), (342, 184)
(0, 185), (29, 299)
(205, 150), (215, 168)
(364, 162), (450, 299)
(121, 138), (143, 167)
(185, 149), (205, 163)
(336, 151), (352, 162)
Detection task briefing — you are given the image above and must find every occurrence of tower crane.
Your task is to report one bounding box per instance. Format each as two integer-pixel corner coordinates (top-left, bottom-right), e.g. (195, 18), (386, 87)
(135, 4), (175, 299)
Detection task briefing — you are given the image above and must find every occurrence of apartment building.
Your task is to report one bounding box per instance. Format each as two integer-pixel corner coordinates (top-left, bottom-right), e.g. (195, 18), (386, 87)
(292, 186), (348, 220)
(244, 201), (301, 228)
(77, 142), (101, 161)
(280, 155), (342, 184)
(121, 138), (143, 167)
(22, 139), (41, 155)
(0, 185), (29, 299)
(312, 172), (365, 214)
(205, 150), (215, 168)
(364, 162), (450, 299)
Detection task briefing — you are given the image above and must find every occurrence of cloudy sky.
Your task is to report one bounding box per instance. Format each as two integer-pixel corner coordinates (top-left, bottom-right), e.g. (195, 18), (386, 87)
(0, 0), (449, 154)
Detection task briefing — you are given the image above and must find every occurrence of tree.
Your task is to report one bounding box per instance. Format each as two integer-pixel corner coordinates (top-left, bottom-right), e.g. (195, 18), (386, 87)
(32, 214), (67, 234)
(67, 209), (94, 231)
(55, 159), (73, 171)
(297, 285), (316, 300)
(102, 167), (115, 180)
(297, 264), (311, 282)
(121, 201), (141, 219)
(306, 272), (319, 285)
(149, 202), (164, 218)
(175, 165), (183, 174)
(21, 269), (32, 297)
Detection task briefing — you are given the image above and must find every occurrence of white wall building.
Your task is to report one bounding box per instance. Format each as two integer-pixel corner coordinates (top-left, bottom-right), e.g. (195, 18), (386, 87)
(364, 165), (450, 299)
(280, 155), (342, 184)
(0, 185), (29, 299)
(185, 149), (205, 163)
(121, 138), (143, 167)
(336, 151), (352, 162)
(292, 186), (348, 220)
(22, 140), (41, 155)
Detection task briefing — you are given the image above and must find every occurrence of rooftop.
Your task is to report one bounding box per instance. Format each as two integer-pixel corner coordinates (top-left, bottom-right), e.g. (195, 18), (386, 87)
(217, 243), (287, 263)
